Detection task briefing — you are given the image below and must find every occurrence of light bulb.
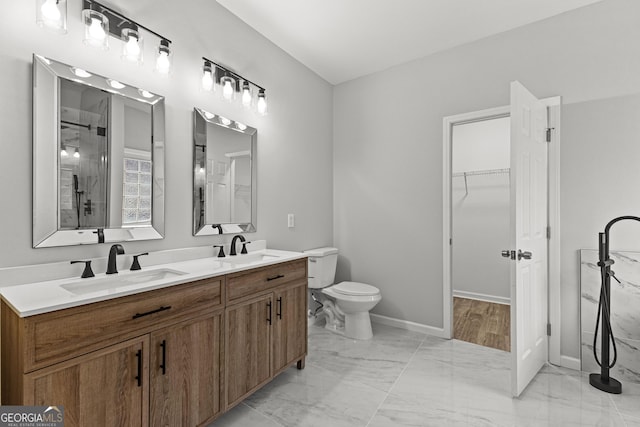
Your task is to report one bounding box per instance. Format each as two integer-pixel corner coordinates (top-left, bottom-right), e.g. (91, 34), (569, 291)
(73, 148), (80, 158)
(155, 40), (172, 74)
(72, 68), (91, 78)
(257, 90), (267, 116)
(241, 81), (252, 108)
(220, 117), (231, 126)
(202, 62), (214, 91)
(203, 111), (215, 120)
(124, 36), (140, 61)
(236, 122), (247, 131)
(89, 17), (106, 41)
(41, 0), (61, 22)
(60, 145), (68, 157)
(199, 162), (205, 173)
(138, 89), (154, 99)
(222, 80), (233, 100)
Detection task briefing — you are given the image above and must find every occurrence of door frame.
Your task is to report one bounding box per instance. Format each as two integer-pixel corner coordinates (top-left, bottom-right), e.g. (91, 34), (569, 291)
(442, 98), (563, 367)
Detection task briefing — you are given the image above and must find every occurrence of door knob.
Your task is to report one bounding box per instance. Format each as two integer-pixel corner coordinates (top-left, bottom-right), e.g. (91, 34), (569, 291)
(518, 250), (532, 260)
(501, 250), (511, 258)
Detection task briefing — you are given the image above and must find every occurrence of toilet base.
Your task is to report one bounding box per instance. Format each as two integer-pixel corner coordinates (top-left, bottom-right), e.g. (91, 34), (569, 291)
(344, 312), (373, 340)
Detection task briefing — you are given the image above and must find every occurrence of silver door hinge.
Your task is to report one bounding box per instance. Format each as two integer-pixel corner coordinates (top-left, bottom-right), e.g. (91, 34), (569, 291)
(547, 323), (551, 336)
(546, 226), (551, 240)
(546, 128), (555, 143)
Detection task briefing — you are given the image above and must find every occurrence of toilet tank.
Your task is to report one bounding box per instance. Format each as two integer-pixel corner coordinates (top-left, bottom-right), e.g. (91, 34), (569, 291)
(304, 247), (338, 289)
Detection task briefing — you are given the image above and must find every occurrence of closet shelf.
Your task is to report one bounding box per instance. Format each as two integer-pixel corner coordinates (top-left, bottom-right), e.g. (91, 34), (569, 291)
(452, 168), (510, 195)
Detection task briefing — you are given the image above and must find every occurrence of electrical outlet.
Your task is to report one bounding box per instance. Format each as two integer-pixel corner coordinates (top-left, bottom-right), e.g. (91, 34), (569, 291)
(287, 213), (295, 228)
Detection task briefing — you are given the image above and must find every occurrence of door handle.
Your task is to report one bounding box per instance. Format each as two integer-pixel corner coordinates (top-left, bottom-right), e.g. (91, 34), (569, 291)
(277, 297), (282, 320)
(135, 349), (142, 387)
(518, 250), (532, 260)
(267, 301), (272, 325)
(159, 340), (167, 375)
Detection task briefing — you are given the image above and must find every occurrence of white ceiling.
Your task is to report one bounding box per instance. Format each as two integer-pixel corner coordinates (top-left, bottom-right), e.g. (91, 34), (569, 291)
(216, 0), (602, 85)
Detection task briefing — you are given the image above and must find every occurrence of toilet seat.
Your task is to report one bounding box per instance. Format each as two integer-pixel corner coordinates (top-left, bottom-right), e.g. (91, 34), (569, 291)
(332, 281), (379, 296)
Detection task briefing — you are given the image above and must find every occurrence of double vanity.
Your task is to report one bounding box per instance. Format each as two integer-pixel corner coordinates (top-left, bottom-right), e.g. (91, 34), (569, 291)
(1, 248), (308, 426)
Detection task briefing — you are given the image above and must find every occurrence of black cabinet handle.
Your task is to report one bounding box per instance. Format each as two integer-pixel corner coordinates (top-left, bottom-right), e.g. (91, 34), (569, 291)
(277, 297), (282, 319)
(160, 340), (167, 375)
(132, 305), (172, 320)
(267, 274), (284, 282)
(267, 301), (272, 325)
(135, 349), (142, 387)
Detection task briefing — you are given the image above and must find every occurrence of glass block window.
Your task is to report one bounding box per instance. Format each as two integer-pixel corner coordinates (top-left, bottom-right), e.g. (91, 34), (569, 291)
(122, 157), (152, 225)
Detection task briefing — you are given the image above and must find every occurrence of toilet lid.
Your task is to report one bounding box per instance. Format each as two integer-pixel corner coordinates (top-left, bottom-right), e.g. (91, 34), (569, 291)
(333, 281), (379, 296)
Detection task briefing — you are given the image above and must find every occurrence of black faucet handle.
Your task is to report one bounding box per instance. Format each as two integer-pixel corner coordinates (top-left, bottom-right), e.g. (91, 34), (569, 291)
(213, 245), (226, 258)
(130, 253), (149, 271)
(71, 260), (95, 278)
(241, 241), (251, 254)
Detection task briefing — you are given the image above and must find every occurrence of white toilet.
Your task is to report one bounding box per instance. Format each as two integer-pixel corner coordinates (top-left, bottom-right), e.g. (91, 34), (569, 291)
(305, 247), (381, 340)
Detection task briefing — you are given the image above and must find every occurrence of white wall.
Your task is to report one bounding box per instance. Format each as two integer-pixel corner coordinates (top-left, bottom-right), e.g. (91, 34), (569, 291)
(334, 0), (640, 359)
(452, 118), (510, 301)
(0, 0), (334, 268)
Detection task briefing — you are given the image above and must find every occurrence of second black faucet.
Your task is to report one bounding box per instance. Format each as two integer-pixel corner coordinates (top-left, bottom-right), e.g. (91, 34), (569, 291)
(106, 244), (125, 274)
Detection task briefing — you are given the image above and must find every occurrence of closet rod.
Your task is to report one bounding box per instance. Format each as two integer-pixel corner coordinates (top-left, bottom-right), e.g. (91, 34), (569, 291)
(452, 168), (510, 195)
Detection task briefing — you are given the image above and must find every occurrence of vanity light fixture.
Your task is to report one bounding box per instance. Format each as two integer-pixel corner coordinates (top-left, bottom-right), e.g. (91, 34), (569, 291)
(60, 145), (68, 157)
(37, 0), (67, 34)
(82, 0), (172, 72)
(73, 147), (80, 158)
(201, 56), (268, 115)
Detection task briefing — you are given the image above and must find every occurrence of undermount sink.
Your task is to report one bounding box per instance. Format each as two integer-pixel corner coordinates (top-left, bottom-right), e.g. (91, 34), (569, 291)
(222, 253), (280, 265)
(61, 268), (188, 295)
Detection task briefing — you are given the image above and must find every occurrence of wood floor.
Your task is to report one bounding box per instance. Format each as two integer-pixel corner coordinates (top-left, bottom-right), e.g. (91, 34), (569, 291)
(453, 297), (510, 352)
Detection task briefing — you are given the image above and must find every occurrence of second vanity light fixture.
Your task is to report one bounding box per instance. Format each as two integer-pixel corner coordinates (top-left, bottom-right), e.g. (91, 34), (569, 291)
(81, 0), (173, 74)
(201, 57), (268, 116)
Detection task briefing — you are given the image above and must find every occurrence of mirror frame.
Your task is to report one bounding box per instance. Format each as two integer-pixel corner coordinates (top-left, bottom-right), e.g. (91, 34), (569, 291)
(32, 54), (165, 247)
(192, 107), (257, 236)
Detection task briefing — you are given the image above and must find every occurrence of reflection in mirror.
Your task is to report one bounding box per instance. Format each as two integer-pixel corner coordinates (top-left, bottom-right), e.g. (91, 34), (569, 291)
(193, 108), (257, 236)
(33, 54), (165, 247)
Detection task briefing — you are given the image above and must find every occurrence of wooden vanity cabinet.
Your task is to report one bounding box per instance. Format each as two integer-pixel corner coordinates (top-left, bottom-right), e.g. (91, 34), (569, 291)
(2, 258), (308, 427)
(224, 259), (308, 409)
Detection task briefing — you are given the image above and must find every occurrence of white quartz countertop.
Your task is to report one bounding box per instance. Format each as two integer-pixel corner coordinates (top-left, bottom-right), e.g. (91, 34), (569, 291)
(0, 249), (307, 318)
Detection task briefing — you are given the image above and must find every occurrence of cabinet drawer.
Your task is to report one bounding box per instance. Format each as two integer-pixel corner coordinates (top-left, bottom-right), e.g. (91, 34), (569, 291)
(226, 259), (307, 304)
(23, 277), (223, 372)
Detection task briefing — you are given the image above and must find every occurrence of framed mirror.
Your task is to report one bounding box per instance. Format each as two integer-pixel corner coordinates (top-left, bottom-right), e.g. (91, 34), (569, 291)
(193, 108), (257, 236)
(32, 54), (165, 247)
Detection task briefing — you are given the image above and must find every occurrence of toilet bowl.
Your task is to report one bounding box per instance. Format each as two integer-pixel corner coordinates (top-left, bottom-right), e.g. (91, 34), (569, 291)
(304, 247), (382, 340)
(322, 281), (381, 340)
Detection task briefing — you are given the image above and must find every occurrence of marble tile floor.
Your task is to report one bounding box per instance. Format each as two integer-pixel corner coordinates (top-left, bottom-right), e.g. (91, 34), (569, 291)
(210, 323), (640, 427)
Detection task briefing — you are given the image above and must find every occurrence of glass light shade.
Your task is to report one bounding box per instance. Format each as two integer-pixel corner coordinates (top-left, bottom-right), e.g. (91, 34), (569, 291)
(220, 75), (236, 102)
(73, 147), (80, 158)
(241, 81), (252, 108)
(36, 0), (67, 34)
(256, 89), (268, 116)
(83, 9), (109, 50)
(155, 41), (172, 75)
(60, 145), (68, 157)
(202, 61), (214, 92)
(121, 28), (143, 64)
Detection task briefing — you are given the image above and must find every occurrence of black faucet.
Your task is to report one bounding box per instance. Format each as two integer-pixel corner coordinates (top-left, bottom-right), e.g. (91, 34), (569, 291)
(212, 224), (223, 234)
(106, 244), (125, 274)
(93, 228), (104, 243)
(229, 235), (246, 256)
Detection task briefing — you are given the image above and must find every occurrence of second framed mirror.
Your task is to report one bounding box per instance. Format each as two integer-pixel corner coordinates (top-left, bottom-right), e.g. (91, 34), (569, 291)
(193, 108), (257, 236)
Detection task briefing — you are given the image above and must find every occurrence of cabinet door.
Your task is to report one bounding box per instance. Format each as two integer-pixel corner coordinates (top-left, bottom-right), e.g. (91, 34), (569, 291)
(225, 294), (272, 408)
(273, 282), (308, 374)
(24, 337), (149, 427)
(149, 312), (223, 427)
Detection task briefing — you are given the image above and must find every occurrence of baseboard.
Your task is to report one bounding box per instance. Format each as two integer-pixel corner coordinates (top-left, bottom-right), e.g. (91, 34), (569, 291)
(559, 355), (581, 371)
(370, 313), (446, 338)
(453, 290), (510, 305)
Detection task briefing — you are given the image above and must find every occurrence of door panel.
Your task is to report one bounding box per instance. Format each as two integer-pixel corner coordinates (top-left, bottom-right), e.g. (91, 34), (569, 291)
(273, 282), (308, 374)
(510, 81), (549, 397)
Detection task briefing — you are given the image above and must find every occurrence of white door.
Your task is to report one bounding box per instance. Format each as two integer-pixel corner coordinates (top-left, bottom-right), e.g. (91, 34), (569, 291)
(509, 81), (549, 397)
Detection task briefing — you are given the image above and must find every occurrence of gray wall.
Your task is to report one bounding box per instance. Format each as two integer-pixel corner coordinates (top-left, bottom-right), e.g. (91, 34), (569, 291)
(333, 0), (640, 359)
(0, 0), (334, 267)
